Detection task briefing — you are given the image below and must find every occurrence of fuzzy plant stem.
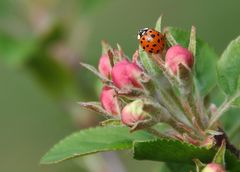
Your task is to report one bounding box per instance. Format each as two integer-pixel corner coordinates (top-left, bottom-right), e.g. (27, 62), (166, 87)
(150, 55), (193, 125)
(194, 83), (209, 128)
(154, 106), (199, 139)
(151, 54), (205, 136)
(208, 93), (240, 128)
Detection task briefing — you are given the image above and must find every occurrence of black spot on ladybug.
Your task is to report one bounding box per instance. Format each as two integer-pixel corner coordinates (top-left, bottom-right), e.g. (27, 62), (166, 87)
(140, 41), (143, 43)
(157, 39), (160, 43)
(146, 44), (149, 47)
(156, 50), (160, 53)
(157, 33), (160, 36)
(151, 34), (155, 38)
(149, 50), (153, 53)
(149, 30), (152, 33)
(142, 37), (145, 40)
(151, 48), (154, 50)
(143, 46), (145, 49)
(152, 44), (157, 47)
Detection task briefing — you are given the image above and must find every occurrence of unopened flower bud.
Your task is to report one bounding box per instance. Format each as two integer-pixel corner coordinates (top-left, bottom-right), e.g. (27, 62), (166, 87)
(165, 45), (194, 75)
(112, 59), (143, 90)
(100, 86), (120, 115)
(121, 99), (149, 126)
(98, 54), (112, 78)
(202, 163), (226, 172)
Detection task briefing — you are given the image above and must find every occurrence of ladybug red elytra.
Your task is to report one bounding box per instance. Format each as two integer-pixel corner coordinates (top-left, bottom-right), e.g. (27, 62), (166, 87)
(137, 28), (165, 54)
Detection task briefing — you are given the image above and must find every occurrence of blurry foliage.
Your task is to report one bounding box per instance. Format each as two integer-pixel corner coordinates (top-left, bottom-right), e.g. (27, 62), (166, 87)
(0, 0), (111, 100)
(0, 1), (108, 172)
(79, 0), (109, 13)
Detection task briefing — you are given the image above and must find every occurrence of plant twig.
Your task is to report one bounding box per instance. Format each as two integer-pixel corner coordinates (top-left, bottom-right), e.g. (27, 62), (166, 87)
(208, 93), (240, 128)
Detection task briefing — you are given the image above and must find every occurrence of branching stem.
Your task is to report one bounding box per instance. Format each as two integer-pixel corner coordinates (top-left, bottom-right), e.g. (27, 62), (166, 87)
(208, 93), (240, 128)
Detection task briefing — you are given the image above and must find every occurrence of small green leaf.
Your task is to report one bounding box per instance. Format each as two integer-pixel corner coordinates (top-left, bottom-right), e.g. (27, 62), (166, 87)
(78, 101), (111, 116)
(139, 46), (162, 76)
(100, 119), (122, 126)
(133, 139), (240, 171)
(233, 96), (240, 106)
(213, 141), (226, 166)
(155, 15), (163, 32)
(167, 27), (218, 97)
(193, 159), (206, 172)
(166, 162), (195, 172)
(41, 126), (155, 164)
(80, 62), (111, 83)
(217, 36), (240, 96)
(165, 31), (178, 46)
(188, 26), (196, 57)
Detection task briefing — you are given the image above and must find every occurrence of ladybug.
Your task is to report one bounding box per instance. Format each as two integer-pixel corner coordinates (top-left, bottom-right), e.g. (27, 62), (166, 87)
(137, 28), (165, 54)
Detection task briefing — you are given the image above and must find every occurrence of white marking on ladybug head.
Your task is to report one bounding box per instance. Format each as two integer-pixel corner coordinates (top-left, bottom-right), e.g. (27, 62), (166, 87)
(137, 28), (149, 39)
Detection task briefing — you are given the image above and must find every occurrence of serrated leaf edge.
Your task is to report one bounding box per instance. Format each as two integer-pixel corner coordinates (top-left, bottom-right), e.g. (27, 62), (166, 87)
(132, 138), (240, 164)
(40, 126), (133, 164)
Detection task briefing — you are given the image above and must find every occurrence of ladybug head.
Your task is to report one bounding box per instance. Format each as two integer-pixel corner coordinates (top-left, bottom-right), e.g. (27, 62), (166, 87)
(137, 28), (149, 39)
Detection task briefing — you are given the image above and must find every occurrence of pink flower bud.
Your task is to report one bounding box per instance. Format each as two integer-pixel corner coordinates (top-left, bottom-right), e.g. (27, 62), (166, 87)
(121, 99), (149, 126)
(100, 86), (119, 115)
(202, 163), (226, 172)
(165, 45), (194, 75)
(98, 54), (112, 78)
(112, 59), (143, 90)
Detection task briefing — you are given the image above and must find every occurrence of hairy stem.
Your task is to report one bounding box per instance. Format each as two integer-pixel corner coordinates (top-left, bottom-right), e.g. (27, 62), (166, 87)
(208, 93), (240, 128)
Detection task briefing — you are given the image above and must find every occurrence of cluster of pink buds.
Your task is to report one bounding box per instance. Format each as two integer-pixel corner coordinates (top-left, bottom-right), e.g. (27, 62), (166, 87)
(79, 20), (230, 153)
(80, 41), (151, 130)
(80, 32), (199, 135)
(76, 16), (240, 172)
(97, 42), (151, 128)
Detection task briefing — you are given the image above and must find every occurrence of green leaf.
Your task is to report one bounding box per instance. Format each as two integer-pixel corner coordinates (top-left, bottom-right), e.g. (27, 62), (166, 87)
(188, 26), (196, 57)
(100, 119), (122, 126)
(155, 15), (163, 32)
(217, 36), (240, 96)
(232, 97), (240, 107)
(221, 109), (240, 145)
(41, 126), (155, 164)
(78, 101), (111, 116)
(167, 27), (218, 97)
(80, 62), (110, 82)
(134, 139), (240, 171)
(139, 46), (162, 76)
(163, 162), (195, 172)
(213, 141), (226, 166)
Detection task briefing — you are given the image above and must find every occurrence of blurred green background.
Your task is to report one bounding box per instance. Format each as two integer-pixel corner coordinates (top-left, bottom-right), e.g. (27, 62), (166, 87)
(1, 0), (240, 172)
